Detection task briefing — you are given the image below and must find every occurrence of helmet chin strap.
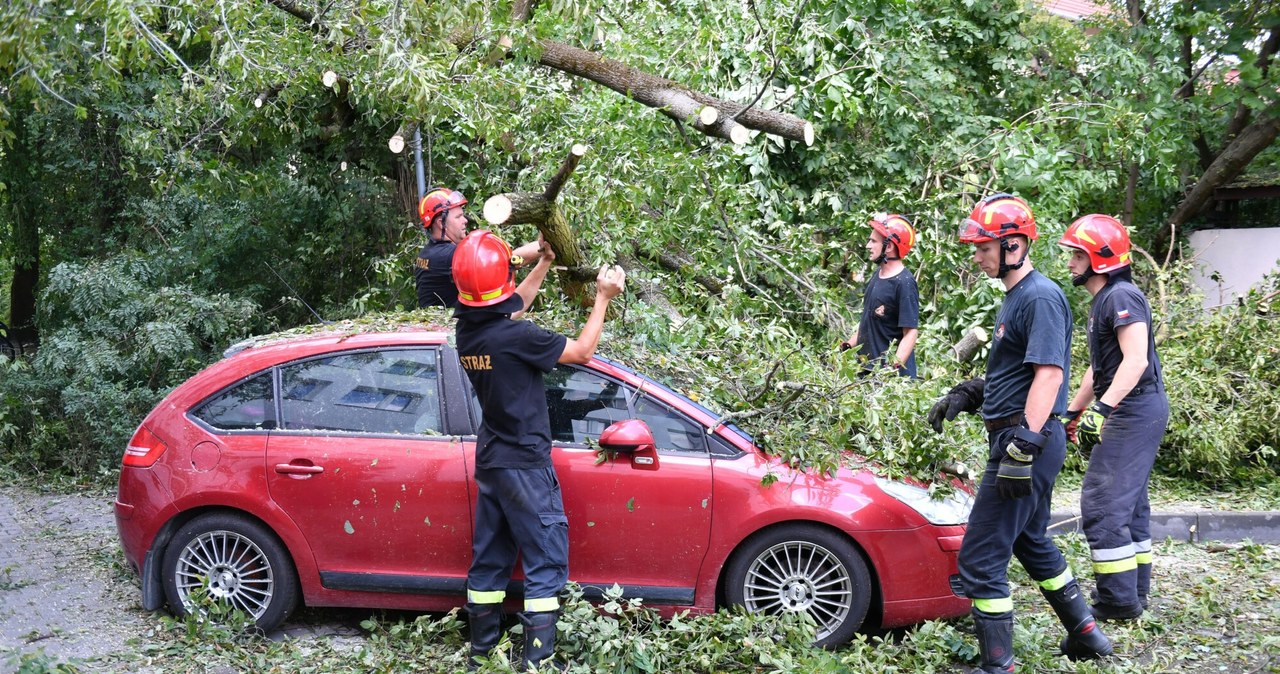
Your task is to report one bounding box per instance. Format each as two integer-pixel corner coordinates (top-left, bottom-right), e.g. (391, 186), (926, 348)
(1071, 268), (1096, 287)
(996, 238), (1029, 278)
(873, 241), (899, 265)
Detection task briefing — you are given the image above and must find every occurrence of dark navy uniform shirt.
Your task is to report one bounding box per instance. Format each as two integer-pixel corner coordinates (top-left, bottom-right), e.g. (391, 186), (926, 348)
(1088, 278), (1162, 397)
(415, 238), (459, 308)
(455, 313), (568, 470)
(982, 270), (1073, 420)
(855, 268), (920, 377)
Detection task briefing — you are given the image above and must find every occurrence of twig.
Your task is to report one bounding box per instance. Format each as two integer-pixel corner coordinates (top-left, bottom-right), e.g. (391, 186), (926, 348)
(129, 8), (199, 78)
(26, 68), (78, 109)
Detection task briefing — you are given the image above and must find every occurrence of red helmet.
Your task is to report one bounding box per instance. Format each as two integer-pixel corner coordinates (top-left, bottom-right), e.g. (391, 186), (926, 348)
(453, 230), (517, 307)
(870, 213), (917, 258)
(1060, 214), (1132, 273)
(958, 193), (1037, 243)
(419, 187), (468, 230)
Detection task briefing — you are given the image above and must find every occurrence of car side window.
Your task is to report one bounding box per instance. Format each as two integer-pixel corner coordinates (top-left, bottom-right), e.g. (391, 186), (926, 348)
(279, 348), (442, 435)
(632, 392), (708, 454)
(544, 365), (631, 444)
(193, 373), (277, 431)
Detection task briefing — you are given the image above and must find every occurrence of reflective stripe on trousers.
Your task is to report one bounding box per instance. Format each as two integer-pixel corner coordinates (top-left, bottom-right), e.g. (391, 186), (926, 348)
(1081, 390), (1168, 608)
(958, 418), (1071, 607)
(468, 466), (569, 611)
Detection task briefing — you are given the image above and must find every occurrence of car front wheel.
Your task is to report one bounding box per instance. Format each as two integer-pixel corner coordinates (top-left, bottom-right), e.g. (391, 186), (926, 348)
(161, 512), (299, 631)
(724, 524), (872, 648)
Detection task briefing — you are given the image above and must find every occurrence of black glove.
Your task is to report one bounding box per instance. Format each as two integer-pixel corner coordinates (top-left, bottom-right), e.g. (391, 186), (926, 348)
(927, 378), (986, 433)
(1062, 409), (1083, 444)
(996, 426), (1047, 500)
(1076, 401), (1113, 451)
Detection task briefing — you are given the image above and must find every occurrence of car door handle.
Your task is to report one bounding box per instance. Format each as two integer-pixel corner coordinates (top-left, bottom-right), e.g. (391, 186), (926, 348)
(275, 463), (324, 475)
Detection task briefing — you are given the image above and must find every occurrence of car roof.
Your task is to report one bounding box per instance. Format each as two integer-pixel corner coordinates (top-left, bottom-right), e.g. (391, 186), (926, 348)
(224, 327), (451, 359)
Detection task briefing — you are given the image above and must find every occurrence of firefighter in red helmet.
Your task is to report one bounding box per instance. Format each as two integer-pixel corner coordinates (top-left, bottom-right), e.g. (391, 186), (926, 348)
(414, 187), (541, 309)
(929, 194), (1112, 672)
(1060, 214), (1168, 622)
(451, 230), (626, 671)
(840, 213), (921, 377)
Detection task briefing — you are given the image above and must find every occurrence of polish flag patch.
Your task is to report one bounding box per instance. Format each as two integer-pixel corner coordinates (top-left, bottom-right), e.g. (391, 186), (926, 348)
(1116, 309), (1131, 319)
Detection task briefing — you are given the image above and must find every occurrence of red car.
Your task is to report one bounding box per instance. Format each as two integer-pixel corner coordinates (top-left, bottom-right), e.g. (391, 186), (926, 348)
(115, 327), (972, 647)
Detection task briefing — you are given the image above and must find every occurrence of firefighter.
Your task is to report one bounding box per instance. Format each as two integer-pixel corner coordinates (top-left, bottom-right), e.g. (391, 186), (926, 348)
(451, 229), (625, 671)
(928, 194), (1111, 672)
(1060, 214), (1168, 621)
(840, 213), (921, 377)
(415, 187), (541, 309)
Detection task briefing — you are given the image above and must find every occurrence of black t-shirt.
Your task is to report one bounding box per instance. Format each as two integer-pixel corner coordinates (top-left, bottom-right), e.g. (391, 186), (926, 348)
(415, 239), (459, 308)
(855, 268), (920, 377)
(1088, 278), (1162, 396)
(455, 313), (568, 469)
(983, 270), (1073, 419)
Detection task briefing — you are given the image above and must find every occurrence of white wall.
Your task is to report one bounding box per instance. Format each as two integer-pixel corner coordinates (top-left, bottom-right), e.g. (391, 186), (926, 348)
(1188, 227), (1280, 309)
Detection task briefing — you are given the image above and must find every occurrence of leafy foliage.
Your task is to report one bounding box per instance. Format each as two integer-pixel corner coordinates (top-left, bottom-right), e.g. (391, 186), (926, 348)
(0, 254), (256, 475)
(1154, 274), (1280, 483)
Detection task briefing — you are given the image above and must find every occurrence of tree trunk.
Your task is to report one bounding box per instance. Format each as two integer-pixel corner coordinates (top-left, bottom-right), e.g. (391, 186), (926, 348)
(1168, 112), (1280, 228)
(4, 107), (41, 350)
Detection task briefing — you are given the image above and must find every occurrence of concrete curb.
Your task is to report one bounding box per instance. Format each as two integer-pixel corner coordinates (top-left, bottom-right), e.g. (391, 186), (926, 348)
(1049, 510), (1280, 544)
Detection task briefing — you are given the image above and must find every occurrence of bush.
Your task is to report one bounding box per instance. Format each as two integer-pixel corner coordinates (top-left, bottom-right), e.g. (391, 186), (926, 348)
(0, 254), (257, 476)
(1155, 274), (1280, 483)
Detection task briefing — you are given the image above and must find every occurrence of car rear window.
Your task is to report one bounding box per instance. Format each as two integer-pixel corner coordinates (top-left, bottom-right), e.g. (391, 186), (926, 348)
(192, 373), (277, 431)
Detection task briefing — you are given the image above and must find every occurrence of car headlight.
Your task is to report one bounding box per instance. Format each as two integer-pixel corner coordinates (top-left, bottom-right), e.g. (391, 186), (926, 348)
(873, 477), (974, 526)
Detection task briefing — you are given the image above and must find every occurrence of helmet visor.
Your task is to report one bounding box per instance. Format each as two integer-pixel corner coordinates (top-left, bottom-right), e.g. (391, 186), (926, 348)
(958, 218), (999, 242)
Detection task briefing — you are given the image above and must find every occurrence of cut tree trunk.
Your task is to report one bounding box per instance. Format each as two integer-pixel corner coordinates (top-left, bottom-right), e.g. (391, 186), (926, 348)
(484, 145), (592, 304)
(951, 327), (988, 362)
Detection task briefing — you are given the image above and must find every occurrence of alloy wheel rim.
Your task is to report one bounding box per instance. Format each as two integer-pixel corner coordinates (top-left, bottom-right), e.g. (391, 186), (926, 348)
(175, 530), (275, 620)
(742, 540), (853, 640)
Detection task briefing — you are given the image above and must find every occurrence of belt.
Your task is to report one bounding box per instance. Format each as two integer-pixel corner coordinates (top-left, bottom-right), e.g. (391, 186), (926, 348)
(984, 414), (1024, 432)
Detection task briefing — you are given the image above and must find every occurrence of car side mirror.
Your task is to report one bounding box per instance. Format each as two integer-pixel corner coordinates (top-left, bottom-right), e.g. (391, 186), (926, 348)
(598, 419), (659, 471)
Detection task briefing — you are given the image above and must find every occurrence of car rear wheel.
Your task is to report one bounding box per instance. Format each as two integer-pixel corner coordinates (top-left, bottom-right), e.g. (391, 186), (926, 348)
(161, 512), (298, 631)
(724, 524), (872, 648)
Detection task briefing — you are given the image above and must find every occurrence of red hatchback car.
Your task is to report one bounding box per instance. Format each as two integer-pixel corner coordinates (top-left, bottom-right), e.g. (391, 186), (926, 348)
(115, 326), (972, 647)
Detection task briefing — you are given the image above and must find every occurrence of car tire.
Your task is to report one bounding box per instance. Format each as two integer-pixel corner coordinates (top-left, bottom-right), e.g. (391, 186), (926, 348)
(161, 512), (299, 631)
(724, 524), (872, 648)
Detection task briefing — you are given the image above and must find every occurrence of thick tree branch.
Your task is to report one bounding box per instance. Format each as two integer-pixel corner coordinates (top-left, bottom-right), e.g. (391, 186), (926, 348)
(1169, 110), (1280, 227)
(264, 0), (321, 31)
(543, 143), (588, 202)
(532, 39), (813, 145)
(484, 145), (592, 303)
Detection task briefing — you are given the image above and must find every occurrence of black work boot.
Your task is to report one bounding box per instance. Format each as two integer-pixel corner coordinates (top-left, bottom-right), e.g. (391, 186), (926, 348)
(518, 610), (559, 672)
(1043, 581), (1113, 660)
(970, 609), (1016, 673)
(466, 602), (503, 671)
(1090, 601), (1143, 622)
(1136, 562), (1152, 610)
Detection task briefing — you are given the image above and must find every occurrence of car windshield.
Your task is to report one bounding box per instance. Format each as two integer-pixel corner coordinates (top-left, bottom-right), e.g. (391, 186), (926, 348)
(594, 355), (754, 445)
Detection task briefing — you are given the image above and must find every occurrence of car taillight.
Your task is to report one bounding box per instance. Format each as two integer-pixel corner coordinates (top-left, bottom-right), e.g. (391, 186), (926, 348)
(123, 426), (168, 468)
